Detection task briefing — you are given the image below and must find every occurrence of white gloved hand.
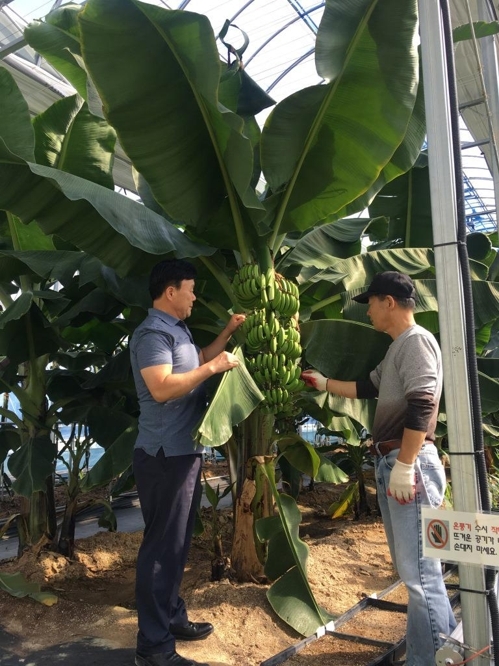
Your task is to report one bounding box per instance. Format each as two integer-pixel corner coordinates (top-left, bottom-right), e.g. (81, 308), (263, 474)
(301, 369), (328, 392)
(388, 459), (416, 503)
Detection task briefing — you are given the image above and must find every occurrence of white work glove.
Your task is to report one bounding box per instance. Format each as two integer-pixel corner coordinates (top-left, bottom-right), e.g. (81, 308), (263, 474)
(301, 369), (328, 392)
(388, 459), (416, 503)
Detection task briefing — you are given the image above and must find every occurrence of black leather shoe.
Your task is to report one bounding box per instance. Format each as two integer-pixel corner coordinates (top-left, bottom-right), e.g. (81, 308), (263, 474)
(135, 650), (210, 666)
(170, 621), (214, 641)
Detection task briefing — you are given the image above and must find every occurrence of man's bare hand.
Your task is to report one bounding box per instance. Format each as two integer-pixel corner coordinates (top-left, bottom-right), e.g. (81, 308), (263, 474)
(225, 313), (246, 335)
(210, 351), (239, 374)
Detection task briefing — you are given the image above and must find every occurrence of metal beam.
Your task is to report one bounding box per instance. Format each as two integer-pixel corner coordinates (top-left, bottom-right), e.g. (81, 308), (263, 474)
(0, 37), (26, 60)
(417, 0), (491, 660)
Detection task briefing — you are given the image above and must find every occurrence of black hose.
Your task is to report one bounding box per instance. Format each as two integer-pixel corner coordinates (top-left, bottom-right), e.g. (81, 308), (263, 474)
(439, 0), (499, 659)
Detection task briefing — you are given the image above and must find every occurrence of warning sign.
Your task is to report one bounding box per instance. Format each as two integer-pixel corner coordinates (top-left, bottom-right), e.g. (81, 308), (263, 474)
(422, 508), (499, 567)
(426, 519), (449, 550)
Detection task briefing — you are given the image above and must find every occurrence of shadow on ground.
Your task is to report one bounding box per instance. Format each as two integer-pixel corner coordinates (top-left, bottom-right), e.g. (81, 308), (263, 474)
(0, 635), (134, 665)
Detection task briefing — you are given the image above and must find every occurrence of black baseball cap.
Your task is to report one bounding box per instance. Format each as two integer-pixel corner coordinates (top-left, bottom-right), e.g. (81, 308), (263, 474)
(352, 271), (416, 304)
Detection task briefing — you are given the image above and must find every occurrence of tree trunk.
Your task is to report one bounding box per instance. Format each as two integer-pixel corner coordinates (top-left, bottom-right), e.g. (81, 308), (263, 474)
(57, 495), (79, 558)
(231, 476), (262, 581)
(231, 408), (276, 582)
(17, 487), (55, 556)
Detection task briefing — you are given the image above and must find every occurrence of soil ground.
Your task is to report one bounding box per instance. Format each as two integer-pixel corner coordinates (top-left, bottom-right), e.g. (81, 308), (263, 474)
(0, 470), (412, 666)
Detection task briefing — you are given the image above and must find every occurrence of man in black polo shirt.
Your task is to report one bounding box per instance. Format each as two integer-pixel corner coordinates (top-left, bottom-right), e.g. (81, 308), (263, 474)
(130, 259), (244, 666)
(302, 272), (456, 666)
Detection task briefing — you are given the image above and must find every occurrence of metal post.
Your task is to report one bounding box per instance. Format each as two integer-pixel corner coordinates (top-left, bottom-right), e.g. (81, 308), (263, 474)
(417, 0), (491, 660)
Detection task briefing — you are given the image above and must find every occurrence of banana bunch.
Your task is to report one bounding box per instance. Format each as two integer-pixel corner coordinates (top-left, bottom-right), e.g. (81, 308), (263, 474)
(246, 354), (305, 392)
(233, 263), (304, 415)
(232, 265), (299, 318)
(271, 276), (300, 318)
(232, 263), (266, 310)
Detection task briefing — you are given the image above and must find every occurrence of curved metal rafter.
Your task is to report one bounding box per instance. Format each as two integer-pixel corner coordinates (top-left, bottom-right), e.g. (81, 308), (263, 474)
(266, 47), (320, 93)
(244, 2), (324, 67)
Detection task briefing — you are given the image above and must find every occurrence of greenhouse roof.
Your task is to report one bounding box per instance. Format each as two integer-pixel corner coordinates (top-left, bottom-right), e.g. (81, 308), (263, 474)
(0, 0), (497, 233)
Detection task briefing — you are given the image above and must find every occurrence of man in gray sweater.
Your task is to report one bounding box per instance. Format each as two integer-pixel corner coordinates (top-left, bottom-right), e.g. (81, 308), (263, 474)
(302, 271), (456, 666)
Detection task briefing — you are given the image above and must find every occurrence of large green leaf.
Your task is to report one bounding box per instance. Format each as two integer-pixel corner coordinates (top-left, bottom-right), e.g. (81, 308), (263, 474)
(282, 219), (368, 270)
(0, 426), (21, 465)
(333, 61), (426, 222)
(276, 435), (321, 479)
(0, 67), (34, 161)
(79, 0), (263, 229)
(261, 0), (419, 233)
(0, 296), (60, 364)
(315, 452), (350, 483)
(301, 319), (390, 381)
(82, 423), (137, 491)
(24, 5), (87, 98)
(33, 94), (116, 189)
(0, 147), (214, 276)
(0, 572), (57, 606)
(303, 247), (434, 289)
(7, 434), (57, 497)
(0, 249), (87, 284)
(194, 347), (264, 448)
(453, 21), (499, 43)
(54, 287), (123, 328)
(256, 465), (334, 636)
(5, 215), (55, 252)
(0, 66), (214, 273)
(478, 371), (499, 415)
(368, 163), (433, 248)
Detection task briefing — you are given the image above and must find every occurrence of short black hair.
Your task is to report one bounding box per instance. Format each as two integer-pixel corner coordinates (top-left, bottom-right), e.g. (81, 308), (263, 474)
(149, 259), (197, 301)
(377, 294), (416, 310)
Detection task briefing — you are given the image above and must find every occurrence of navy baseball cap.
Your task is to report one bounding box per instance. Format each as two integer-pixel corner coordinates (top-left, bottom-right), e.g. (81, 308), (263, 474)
(352, 271), (416, 304)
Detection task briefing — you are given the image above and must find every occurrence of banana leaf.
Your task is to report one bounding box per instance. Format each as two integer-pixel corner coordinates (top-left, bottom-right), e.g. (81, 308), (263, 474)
(262, 0), (419, 233)
(79, 0), (263, 230)
(194, 347), (264, 448)
(301, 319), (390, 381)
(0, 295), (60, 364)
(453, 21), (499, 43)
(0, 68), (214, 275)
(33, 94), (115, 189)
(368, 163), (433, 248)
(7, 434), (57, 497)
(256, 461), (334, 636)
(0, 572), (57, 606)
(24, 4), (87, 99)
(328, 482), (359, 518)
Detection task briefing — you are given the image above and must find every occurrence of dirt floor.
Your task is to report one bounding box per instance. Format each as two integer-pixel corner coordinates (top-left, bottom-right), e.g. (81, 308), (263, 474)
(0, 470), (411, 666)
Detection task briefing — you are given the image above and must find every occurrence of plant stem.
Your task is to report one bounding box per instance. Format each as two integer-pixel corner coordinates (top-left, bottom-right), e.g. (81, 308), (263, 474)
(309, 293), (342, 313)
(199, 256), (238, 307)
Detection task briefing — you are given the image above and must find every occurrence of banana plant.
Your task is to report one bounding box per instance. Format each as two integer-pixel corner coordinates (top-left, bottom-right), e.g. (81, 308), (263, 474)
(0, 0), (425, 634)
(291, 164), (499, 504)
(0, 69), (170, 552)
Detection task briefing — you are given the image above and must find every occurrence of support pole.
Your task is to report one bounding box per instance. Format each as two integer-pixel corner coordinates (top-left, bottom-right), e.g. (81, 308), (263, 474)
(417, 0), (491, 660)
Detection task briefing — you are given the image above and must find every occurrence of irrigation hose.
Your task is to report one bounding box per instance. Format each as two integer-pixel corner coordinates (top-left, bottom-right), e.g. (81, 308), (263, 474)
(439, 0), (499, 659)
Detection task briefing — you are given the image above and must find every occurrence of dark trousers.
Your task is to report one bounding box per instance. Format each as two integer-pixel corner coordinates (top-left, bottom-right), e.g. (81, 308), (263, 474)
(134, 448), (202, 655)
